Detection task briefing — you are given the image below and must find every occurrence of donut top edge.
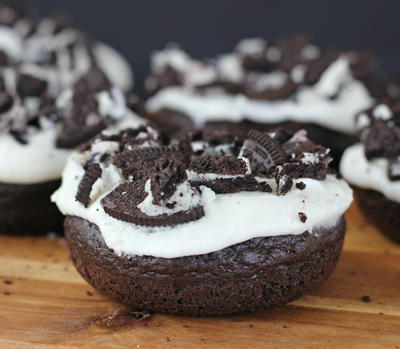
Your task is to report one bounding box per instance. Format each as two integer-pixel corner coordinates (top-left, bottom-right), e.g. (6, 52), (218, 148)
(0, 2), (135, 148)
(145, 36), (398, 102)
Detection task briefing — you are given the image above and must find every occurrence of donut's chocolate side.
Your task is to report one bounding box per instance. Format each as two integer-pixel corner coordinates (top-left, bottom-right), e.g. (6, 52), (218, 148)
(0, 180), (63, 234)
(146, 109), (356, 166)
(65, 215), (345, 316)
(354, 187), (400, 243)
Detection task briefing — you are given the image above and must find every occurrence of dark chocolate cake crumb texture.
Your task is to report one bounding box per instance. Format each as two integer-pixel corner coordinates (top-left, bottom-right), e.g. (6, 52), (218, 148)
(0, 2), (133, 148)
(356, 102), (400, 181)
(75, 125), (333, 227)
(146, 36), (399, 102)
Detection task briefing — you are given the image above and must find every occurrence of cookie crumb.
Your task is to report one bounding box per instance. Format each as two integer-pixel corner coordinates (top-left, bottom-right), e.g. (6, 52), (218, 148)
(298, 212), (307, 223)
(3, 291), (10, 296)
(86, 290), (93, 296)
(3, 280), (12, 285)
(295, 181), (306, 190)
(361, 295), (371, 303)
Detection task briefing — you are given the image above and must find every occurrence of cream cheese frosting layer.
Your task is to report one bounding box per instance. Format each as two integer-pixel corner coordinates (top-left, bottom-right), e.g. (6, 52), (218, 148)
(0, 127), (69, 184)
(146, 77), (372, 135)
(94, 43), (133, 93)
(0, 110), (143, 184)
(53, 155), (352, 259)
(146, 39), (378, 134)
(340, 143), (400, 203)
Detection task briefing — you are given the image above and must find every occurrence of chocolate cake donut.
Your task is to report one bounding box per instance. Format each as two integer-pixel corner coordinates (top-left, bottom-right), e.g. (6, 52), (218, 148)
(145, 37), (399, 163)
(341, 102), (400, 242)
(0, 3), (144, 234)
(0, 1), (133, 91)
(53, 125), (353, 316)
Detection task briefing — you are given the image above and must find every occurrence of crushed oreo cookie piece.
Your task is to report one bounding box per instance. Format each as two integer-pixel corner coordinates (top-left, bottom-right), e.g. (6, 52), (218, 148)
(151, 158), (187, 205)
(9, 128), (27, 144)
(189, 154), (248, 175)
(296, 181), (306, 190)
(101, 182), (204, 227)
(0, 91), (13, 113)
(80, 68), (111, 93)
(276, 36), (311, 72)
(75, 125), (335, 226)
(389, 157), (400, 181)
(243, 72), (297, 100)
(298, 212), (307, 223)
(191, 176), (272, 194)
(56, 69), (115, 149)
(303, 50), (340, 85)
(17, 74), (48, 98)
(114, 144), (187, 180)
(76, 162), (102, 207)
(361, 120), (400, 160)
(276, 174), (293, 196)
(239, 129), (332, 193)
(236, 38), (273, 73)
(357, 103), (400, 163)
(357, 103), (400, 182)
(242, 130), (287, 175)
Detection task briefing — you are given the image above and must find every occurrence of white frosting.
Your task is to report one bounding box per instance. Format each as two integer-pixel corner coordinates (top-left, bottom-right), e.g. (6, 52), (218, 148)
(138, 180), (214, 217)
(94, 43), (133, 93)
(372, 104), (392, 121)
(151, 46), (217, 87)
(235, 38), (267, 55)
(147, 57), (374, 134)
(0, 127), (70, 184)
(0, 26), (23, 60)
(52, 153), (353, 258)
(340, 143), (400, 203)
(217, 54), (244, 83)
(0, 21), (133, 92)
(0, 18), (137, 183)
(247, 71), (288, 91)
(0, 109), (144, 184)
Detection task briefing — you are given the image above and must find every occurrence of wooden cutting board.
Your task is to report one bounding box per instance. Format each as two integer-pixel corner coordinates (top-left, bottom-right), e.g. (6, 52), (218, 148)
(0, 203), (399, 349)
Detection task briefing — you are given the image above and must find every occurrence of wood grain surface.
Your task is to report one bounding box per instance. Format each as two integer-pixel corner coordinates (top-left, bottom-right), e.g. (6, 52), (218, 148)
(0, 203), (399, 349)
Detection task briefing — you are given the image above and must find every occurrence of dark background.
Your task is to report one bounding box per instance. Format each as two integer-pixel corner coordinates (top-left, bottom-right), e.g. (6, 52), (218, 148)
(27, 0), (400, 93)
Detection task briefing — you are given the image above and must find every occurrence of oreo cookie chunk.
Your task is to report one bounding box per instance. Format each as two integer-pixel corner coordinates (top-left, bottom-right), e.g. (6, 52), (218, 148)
(341, 102), (400, 242)
(53, 125), (353, 315)
(146, 36), (400, 164)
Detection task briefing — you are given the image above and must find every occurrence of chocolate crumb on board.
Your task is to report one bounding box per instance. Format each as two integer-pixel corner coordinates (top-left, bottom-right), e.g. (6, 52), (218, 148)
(361, 295), (371, 303)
